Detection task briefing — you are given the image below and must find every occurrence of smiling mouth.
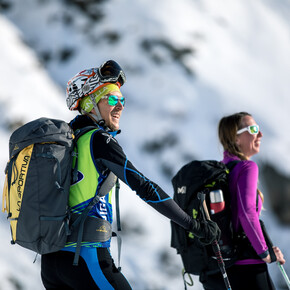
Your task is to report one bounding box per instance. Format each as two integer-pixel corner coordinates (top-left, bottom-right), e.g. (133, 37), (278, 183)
(112, 113), (120, 120)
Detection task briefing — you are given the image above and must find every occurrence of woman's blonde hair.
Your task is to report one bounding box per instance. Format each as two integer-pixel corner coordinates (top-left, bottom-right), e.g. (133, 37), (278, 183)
(218, 112), (264, 202)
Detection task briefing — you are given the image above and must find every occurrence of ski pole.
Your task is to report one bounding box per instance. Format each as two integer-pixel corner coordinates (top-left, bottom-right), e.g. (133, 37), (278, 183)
(202, 199), (232, 290)
(277, 262), (290, 290)
(260, 220), (290, 289)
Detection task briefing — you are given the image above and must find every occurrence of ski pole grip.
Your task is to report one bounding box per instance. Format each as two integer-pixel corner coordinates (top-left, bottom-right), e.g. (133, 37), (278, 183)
(260, 219), (277, 263)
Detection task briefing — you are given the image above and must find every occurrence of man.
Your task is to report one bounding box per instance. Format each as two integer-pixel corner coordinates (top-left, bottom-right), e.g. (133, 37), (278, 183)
(41, 60), (220, 289)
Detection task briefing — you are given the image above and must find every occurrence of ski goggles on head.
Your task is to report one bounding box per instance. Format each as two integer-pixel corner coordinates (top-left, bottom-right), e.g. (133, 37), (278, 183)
(101, 95), (126, 107)
(98, 60), (126, 86)
(237, 124), (259, 135)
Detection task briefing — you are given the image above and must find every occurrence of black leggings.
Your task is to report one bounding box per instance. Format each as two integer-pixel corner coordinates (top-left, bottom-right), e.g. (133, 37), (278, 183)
(200, 263), (275, 290)
(41, 247), (132, 290)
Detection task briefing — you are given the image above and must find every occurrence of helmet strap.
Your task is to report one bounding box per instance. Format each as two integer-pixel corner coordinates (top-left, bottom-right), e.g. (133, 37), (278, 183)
(82, 94), (109, 129)
(88, 112), (106, 127)
(88, 94), (103, 121)
(80, 95), (114, 130)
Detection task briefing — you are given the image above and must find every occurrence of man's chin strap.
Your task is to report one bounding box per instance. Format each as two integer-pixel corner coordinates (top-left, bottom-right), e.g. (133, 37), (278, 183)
(80, 94), (108, 130)
(89, 94), (103, 122)
(88, 112), (105, 127)
(80, 108), (105, 126)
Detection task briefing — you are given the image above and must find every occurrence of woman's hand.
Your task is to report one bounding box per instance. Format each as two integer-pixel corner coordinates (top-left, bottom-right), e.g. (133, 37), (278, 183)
(262, 247), (286, 264)
(273, 246), (286, 265)
(262, 254), (271, 263)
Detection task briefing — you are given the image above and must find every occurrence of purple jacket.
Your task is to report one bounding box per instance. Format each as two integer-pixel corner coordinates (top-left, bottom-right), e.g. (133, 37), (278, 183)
(222, 151), (268, 265)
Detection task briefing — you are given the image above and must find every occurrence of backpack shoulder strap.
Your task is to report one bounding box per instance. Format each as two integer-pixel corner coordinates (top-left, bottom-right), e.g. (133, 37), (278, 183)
(74, 125), (99, 142)
(71, 172), (117, 266)
(69, 124), (119, 265)
(71, 125), (99, 183)
(226, 160), (240, 171)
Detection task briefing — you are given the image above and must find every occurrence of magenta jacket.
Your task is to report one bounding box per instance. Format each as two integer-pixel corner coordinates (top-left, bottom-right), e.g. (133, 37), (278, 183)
(222, 151), (269, 265)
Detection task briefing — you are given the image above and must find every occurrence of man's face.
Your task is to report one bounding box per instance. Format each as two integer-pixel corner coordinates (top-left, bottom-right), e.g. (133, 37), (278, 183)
(97, 91), (124, 131)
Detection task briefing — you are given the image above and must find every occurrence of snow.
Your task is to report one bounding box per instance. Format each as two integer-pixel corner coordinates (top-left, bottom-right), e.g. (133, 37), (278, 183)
(1, 0), (290, 289)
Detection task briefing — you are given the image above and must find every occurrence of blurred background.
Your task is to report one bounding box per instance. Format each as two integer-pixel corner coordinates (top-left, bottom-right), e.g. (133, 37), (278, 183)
(0, 0), (290, 289)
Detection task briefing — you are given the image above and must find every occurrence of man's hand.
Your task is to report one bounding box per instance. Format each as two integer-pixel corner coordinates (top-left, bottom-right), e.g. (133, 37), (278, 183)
(190, 219), (221, 245)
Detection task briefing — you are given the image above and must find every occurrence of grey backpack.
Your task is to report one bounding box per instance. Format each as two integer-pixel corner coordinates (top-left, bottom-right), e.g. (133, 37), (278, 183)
(2, 117), (115, 264)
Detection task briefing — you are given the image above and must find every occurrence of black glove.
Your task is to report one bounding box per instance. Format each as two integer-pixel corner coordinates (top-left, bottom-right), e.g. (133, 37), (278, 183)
(190, 219), (221, 246)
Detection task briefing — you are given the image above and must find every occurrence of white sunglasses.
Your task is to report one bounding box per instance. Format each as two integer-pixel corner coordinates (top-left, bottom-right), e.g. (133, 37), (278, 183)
(237, 124), (259, 135)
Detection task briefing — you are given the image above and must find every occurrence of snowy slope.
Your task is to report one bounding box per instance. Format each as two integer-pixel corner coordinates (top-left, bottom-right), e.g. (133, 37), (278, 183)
(0, 15), (67, 290)
(1, 0), (290, 289)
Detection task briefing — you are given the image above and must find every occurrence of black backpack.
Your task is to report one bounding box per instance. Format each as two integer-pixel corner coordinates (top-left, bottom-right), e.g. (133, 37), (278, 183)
(170, 160), (239, 276)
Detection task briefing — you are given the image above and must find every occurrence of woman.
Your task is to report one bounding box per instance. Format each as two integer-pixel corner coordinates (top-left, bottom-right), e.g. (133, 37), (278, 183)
(201, 112), (285, 290)
(220, 112), (285, 289)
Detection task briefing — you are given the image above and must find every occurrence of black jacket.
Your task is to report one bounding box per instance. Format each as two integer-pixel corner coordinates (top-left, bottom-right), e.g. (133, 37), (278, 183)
(69, 114), (192, 230)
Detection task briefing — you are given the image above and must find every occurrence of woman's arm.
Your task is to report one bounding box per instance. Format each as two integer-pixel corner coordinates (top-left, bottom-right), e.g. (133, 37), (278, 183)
(235, 161), (268, 257)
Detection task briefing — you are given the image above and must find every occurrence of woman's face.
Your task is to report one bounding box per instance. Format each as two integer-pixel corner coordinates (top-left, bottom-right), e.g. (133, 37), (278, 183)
(235, 115), (263, 159)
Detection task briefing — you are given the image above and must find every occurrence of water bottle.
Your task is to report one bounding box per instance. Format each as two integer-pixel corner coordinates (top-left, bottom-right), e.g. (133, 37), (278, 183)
(209, 189), (225, 214)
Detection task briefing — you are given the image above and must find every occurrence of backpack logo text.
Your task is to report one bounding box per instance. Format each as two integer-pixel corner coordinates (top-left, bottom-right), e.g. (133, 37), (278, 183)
(17, 155), (30, 200)
(177, 186), (186, 194)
